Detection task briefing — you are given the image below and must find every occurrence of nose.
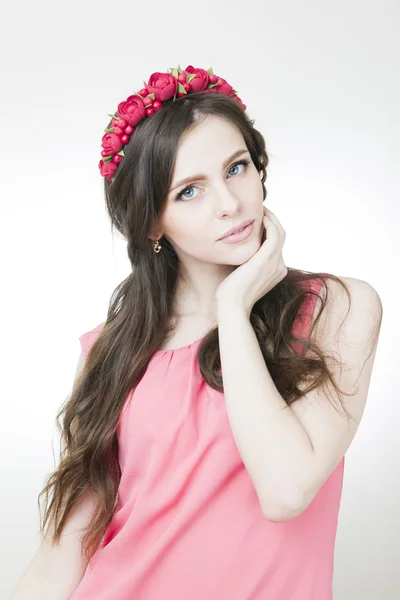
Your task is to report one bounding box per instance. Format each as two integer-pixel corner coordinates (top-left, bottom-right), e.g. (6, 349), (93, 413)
(213, 185), (241, 217)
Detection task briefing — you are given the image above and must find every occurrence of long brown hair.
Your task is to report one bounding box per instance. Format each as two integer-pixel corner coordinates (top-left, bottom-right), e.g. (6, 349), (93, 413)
(37, 91), (382, 565)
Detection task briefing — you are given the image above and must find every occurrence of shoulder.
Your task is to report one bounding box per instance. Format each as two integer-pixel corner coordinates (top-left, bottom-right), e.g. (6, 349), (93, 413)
(79, 321), (106, 357)
(323, 275), (382, 321)
(313, 275), (383, 354)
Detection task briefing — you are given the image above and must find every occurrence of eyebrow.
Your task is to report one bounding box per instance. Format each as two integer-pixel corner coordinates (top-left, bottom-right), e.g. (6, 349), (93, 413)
(169, 148), (249, 192)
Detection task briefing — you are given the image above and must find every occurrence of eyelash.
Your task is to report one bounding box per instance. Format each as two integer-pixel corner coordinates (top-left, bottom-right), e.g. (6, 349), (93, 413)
(175, 159), (251, 201)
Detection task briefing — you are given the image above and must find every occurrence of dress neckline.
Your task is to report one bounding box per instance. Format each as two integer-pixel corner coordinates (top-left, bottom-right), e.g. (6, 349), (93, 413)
(153, 335), (205, 355)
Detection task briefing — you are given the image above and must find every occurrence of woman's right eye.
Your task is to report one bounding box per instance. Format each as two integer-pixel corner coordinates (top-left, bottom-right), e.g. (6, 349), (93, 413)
(177, 184), (195, 201)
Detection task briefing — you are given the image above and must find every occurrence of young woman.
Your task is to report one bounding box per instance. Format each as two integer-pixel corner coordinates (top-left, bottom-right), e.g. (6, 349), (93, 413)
(12, 65), (382, 600)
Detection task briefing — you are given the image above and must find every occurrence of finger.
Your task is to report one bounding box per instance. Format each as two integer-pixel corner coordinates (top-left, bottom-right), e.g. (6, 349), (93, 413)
(263, 207), (277, 223)
(263, 209), (279, 230)
(263, 206), (275, 220)
(263, 210), (286, 247)
(261, 217), (280, 249)
(263, 208), (284, 232)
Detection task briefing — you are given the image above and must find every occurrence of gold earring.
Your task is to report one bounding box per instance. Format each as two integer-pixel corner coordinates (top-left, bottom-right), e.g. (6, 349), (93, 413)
(153, 238), (162, 253)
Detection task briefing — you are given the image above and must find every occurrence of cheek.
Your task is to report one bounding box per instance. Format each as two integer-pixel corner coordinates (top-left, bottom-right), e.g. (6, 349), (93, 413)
(235, 169), (263, 203)
(249, 171), (264, 199)
(175, 218), (201, 240)
(166, 217), (205, 252)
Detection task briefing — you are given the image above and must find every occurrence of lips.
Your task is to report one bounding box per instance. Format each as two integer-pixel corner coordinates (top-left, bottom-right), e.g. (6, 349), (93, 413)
(219, 219), (254, 240)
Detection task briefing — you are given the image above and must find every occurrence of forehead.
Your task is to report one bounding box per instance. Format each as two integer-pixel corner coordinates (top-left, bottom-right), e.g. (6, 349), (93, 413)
(173, 116), (244, 168)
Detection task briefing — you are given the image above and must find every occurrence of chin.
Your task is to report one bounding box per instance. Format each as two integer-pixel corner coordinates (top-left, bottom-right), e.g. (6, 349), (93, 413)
(222, 238), (261, 265)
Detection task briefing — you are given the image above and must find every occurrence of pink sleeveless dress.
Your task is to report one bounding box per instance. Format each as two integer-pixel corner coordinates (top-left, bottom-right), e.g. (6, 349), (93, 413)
(70, 276), (345, 600)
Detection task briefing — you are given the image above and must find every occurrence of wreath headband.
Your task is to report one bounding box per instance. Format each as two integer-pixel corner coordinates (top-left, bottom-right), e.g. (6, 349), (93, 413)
(99, 64), (247, 182)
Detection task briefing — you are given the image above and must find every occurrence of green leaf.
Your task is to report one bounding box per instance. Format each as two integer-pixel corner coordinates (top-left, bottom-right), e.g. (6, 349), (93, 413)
(103, 156), (113, 163)
(117, 149), (125, 156)
(177, 82), (187, 93)
(207, 67), (214, 74)
(104, 127), (114, 133)
(172, 67), (179, 78)
(147, 93), (155, 100)
(108, 113), (119, 120)
(187, 74), (196, 83)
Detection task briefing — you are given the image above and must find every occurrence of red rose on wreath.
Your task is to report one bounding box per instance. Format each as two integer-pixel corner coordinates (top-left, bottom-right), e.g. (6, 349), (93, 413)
(215, 77), (234, 96)
(235, 96), (247, 110)
(146, 72), (178, 102)
(101, 133), (123, 156)
(99, 160), (118, 180)
(117, 95), (146, 126)
(185, 66), (210, 92)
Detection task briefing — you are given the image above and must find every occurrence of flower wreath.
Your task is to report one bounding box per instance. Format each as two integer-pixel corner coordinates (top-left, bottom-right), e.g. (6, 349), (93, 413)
(98, 64), (247, 182)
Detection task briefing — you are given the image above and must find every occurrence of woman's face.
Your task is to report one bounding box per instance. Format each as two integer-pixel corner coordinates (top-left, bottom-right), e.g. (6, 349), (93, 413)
(155, 115), (265, 266)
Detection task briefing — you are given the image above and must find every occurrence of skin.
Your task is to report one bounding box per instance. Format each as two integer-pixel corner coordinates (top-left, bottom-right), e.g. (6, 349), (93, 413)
(150, 115), (266, 324)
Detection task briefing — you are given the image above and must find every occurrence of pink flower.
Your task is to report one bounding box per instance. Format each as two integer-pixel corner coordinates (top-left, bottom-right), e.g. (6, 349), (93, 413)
(232, 95), (247, 111)
(184, 66), (210, 92)
(215, 77), (234, 96)
(101, 133), (123, 155)
(98, 159), (118, 180)
(146, 72), (178, 102)
(117, 95), (146, 126)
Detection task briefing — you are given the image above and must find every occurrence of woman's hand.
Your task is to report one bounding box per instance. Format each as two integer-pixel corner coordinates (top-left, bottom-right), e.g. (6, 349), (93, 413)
(215, 206), (288, 316)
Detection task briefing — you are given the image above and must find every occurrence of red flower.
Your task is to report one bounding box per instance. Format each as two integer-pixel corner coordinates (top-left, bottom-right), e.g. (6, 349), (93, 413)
(185, 66), (210, 92)
(98, 159), (118, 180)
(117, 95), (146, 126)
(101, 133), (123, 155)
(233, 95), (247, 111)
(146, 72), (178, 102)
(214, 77), (234, 96)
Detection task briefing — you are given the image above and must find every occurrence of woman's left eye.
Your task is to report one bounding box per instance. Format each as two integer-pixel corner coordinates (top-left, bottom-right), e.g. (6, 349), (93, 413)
(228, 159), (250, 176)
(175, 159), (251, 201)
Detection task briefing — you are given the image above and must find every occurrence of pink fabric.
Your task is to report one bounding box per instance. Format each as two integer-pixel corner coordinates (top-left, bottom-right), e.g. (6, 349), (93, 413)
(72, 276), (345, 599)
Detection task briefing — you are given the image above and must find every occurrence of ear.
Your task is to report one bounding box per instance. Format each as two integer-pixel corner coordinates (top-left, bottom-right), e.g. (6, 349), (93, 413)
(148, 230), (163, 242)
(148, 221), (161, 242)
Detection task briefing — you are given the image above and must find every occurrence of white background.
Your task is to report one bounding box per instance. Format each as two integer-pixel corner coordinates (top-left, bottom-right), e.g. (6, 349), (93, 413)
(1, 0), (398, 598)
